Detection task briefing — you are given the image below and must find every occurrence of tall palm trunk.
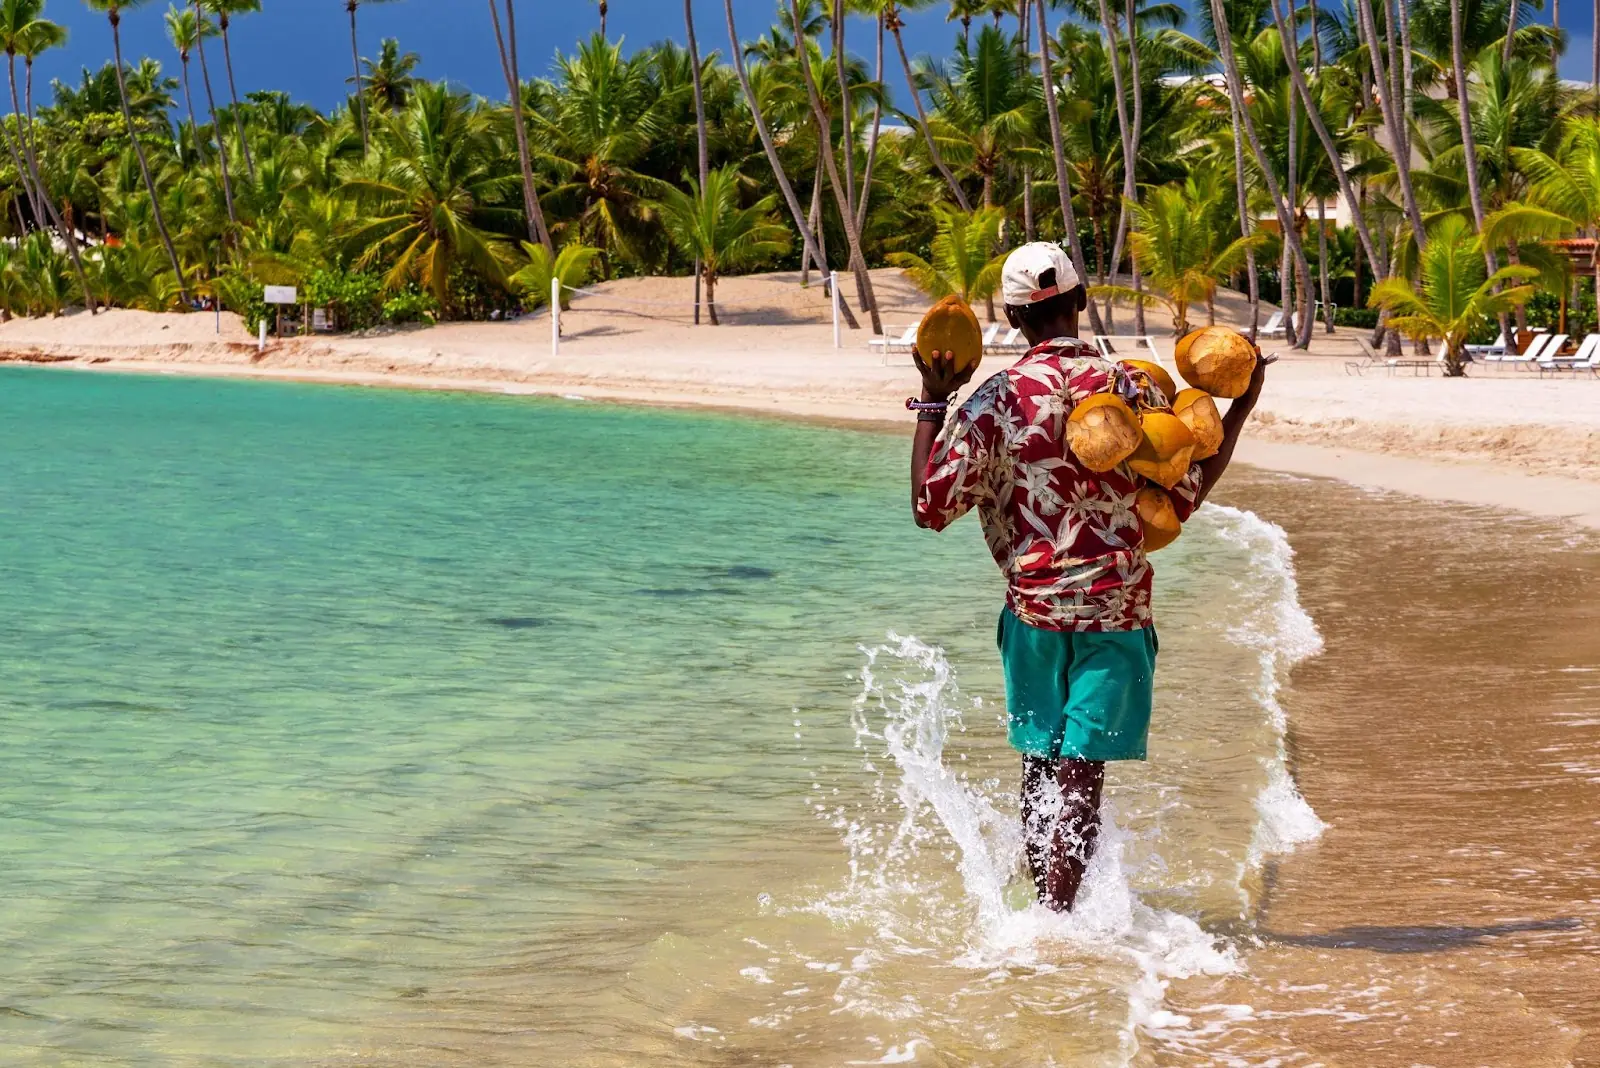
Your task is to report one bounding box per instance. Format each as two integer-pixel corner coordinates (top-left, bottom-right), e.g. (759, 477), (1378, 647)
(723, 0), (856, 327)
(1228, 89), (1260, 341)
(1124, 0), (1146, 335)
(686, 0), (709, 322)
(108, 10), (188, 302)
(1353, 0), (1427, 249)
(16, 53), (95, 314)
(1209, 0), (1311, 344)
(1019, 0), (1035, 240)
(1317, 196), (1332, 332)
(833, 4), (856, 225)
(599, 0), (608, 37)
(1268, 0), (1379, 269)
(488, 0), (553, 252)
(194, 0), (236, 225)
(1094, 0), (1131, 333)
(1309, 0), (1322, 71)
(347, 1), (369, 153)
(1503, 0), (1518, 61)
(217, 11), (255, 179)
(888, 4), (971, 210)
(789, 0), (882, 333)
(0, 52), (40, 226)
(1450, 0), (1503, 347)
(1286, 0), (1314, 350)
(854, 9), (884, 235)
(177, 50), (204, 161)
(1035, 0), (1106, 334)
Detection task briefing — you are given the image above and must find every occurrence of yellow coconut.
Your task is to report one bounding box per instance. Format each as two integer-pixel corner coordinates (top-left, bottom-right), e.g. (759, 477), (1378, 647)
(1120, 359), (1177, 405)
(1172, 387), (1224, 460)
(916, 294), (985, 375)
(1127, 411), (1197, 489)
(1174, 325), (1258, 399)
(1136, 486), (1182, 552)
(1066, 393), (1142, 472)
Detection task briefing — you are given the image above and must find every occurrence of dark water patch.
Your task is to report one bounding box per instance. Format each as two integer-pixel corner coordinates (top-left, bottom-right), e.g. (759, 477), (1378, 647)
(724, 566), (777, 580)
(485, 616), (552, 629)
(636, 587), (742, 599)
(1271, 918), (1584, 954)
(58, 699), (166, 713)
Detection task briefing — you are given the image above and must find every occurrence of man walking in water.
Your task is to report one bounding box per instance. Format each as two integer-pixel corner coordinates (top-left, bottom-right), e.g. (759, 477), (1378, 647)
(908, 243), (1268, 911)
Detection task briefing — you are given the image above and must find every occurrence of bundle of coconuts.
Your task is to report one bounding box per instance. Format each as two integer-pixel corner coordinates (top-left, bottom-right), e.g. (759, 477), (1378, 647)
(915, 297), (1258, 555)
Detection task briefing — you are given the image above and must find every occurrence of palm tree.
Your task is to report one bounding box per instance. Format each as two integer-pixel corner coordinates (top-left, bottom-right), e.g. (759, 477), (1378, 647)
(786, 0), (883, 332)
(485, 0), (552, 253)
(886, 203), (1006, 305)
(1097, 172), (1261, 335)
(345, 0), (401, 154)
(1369, 215), (1536, 375)
(1035, 0), (1104, 334)
(593, 0), (608, 38)
(83, 0), (188, 302)
(654, 165), (792, 325)
(948, 0), (984, 49)
(513, 241), (598, 310)
(1509, 119), (1600, 325)
(0, 0), (45, 222)
(360, 37), (418, 112)
(880, 0), (972, 209)
(204, 0), (257, 178)
(191, 0), (235, 223)
(165, 5), (208, 159)
(342, 84), (513, 312)
(684, 0), (710, 322)
(719, 0), (843, 323)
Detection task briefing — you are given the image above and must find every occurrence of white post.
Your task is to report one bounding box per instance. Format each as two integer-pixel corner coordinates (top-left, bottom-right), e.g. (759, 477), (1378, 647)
(551, 277), (561, 356)
(257, 319), (266, 354)
(831, 270), (842, 349)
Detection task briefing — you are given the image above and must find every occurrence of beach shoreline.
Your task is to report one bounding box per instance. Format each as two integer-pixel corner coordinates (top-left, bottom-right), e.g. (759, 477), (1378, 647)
(5, 278), (1600, 530)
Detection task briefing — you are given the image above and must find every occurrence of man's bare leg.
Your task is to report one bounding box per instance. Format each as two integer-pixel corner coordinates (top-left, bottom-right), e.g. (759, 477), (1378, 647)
(1021, 756), (1106, 911)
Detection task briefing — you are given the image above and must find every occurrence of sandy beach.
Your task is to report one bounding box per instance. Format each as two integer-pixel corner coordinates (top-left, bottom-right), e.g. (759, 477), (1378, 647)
(4, 268), (1600, 529)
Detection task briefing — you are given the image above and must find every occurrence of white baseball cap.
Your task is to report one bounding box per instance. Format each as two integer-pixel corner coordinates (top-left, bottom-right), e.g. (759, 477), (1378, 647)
(1000, 242), (1082, 308)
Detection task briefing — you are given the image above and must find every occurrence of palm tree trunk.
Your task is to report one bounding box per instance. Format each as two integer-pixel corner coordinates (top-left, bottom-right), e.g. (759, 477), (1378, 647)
(1228, 84), (1260, 341)
(723, 0), (855, 327)
(833, 5), (857, 226)
(0, 55), (40, 227)
(789, 0), (881, 333)
(808, 156), (829, 286)
(686, 0), (710, 324)
(889, 9), (971, 211)
(1309, 0), (1322, 72)
(1353, 0), (1428, 249)
(600, 0), (608, 38)
(109, 12), (188, 302)
(1210, 0), (1310, 344)
(854, 10), (884, 235)
(1094, 0), (1133, 334)
(706, 266), (719, 326)
(1450, 0), (1497, 275)
(1035, 0), (1106, 334)
(488, 0), (554, 252)
(1503, 0), (1518, 61)
(178, 54), (204, 162)
(219, 14), (255, 179)
(1317, 196), (1333, 333)
(194, 0), (237, 226)
(349, 2), (370, 153)
(1267, 0), (1380, 269)
(19, 57), (96, 314)
(1019, 0), (1035, 240)
(1124, 0), (1146, 336)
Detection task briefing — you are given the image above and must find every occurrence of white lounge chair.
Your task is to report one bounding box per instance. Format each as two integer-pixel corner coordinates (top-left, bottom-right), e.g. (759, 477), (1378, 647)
(1465, 331), (1510, 361)
(980, 322), (1001, 347)
(992, 327), (1025, 352)
(868, 324), (917, 360)
(1256, 310), (1286, 339)
(1504, 332), (1558, 370)
(1539, 333), (1599, 375)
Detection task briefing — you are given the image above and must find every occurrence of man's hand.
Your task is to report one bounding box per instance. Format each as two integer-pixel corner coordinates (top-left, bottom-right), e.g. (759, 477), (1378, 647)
(1192, 351), (1275, 508)
(913, 346), (975, 402)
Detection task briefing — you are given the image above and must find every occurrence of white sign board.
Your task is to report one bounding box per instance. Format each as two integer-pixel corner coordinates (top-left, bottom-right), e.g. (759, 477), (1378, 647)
(263, 285), (298, 305)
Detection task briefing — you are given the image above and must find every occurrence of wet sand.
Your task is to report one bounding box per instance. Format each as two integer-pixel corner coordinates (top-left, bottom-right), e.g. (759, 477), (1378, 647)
(1166, 472), (1600, 1065)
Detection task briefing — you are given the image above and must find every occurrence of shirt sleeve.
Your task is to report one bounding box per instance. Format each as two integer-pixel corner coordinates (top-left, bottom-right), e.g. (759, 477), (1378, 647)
(1168, 463), (1206, 522)
(915, 391), (999, 532)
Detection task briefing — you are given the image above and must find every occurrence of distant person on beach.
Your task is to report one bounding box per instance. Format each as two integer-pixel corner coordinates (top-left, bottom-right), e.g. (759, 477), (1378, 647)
(907, 243), (1269, 912)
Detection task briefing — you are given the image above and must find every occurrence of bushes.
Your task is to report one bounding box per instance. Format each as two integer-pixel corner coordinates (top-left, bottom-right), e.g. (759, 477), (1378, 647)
(304, 270), (383, 331)
(381, 288), (439, 325)
(1333, 306), (1380, 329)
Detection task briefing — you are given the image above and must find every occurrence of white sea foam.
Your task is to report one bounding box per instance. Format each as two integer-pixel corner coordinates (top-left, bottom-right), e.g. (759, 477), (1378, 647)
(812, 506), (1325, 1064)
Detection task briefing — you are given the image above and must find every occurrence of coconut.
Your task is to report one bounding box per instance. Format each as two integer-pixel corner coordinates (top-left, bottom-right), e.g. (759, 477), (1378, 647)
(1119, 359), (1177, 405)
(1173, 388), (1224, 460)
(1066, 393), (1142, 472)
(1136, 486), (1182, 552)
(916, 294), (985, 375)
(1174, 326), (1258, 399)
(1127, 410), (1197, 489)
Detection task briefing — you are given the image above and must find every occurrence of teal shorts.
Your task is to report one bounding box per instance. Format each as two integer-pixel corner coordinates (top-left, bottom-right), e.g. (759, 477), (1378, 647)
(997, 608), (1158, 762)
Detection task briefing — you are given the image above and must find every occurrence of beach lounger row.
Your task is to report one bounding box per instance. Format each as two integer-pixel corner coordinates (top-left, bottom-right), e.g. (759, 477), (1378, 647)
(869, 322), (1028, 363)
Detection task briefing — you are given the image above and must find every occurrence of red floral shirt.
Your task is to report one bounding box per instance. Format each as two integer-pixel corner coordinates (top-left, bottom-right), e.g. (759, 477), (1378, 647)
(916, 337), (1204, 632)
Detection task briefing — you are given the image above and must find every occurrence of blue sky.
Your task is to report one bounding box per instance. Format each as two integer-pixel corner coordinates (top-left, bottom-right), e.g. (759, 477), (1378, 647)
(22, 0), (1592, 115)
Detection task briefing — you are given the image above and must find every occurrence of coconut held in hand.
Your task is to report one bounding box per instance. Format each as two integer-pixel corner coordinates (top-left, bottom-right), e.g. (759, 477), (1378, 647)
(1127, 411), (1196, 489)
(917, 295), (985, 375)
(1119, 359), (1177, 404)
(1172, 388), (1224, 460)
(1174, 326), (1258, 399)
(1136, 486), (1182, 552)
(1065, 393), (1142, 472)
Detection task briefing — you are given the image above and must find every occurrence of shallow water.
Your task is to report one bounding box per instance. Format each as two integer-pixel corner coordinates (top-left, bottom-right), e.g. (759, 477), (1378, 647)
(4, 367), (1571, 1066)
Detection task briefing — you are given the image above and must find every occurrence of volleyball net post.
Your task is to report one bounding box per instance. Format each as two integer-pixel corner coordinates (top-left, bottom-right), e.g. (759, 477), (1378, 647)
(551, 278), (561, 357)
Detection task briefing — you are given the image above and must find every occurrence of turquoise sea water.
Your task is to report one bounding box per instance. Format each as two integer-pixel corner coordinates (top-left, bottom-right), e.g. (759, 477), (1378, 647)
(0, 368), (1320, 1066)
